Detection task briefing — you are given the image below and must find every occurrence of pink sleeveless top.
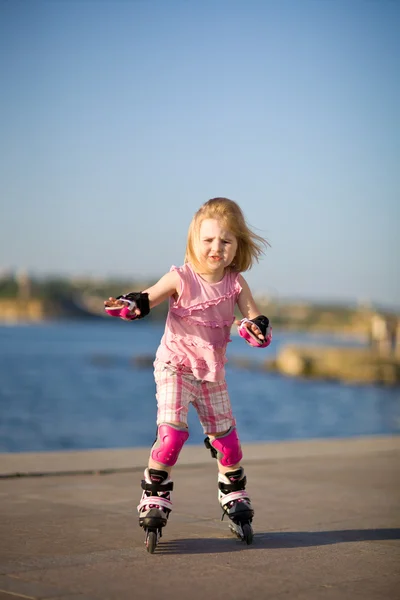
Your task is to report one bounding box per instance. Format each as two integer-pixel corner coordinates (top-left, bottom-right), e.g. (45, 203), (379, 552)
(155, 263), (242, 382)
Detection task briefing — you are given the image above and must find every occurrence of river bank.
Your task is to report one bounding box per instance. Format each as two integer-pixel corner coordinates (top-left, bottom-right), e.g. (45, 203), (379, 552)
(227, 344), (400, 387)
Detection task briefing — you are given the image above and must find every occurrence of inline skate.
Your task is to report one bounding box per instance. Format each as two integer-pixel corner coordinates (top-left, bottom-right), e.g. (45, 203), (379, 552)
(218, 467), (254, 544)
(137, 468), (173, 553)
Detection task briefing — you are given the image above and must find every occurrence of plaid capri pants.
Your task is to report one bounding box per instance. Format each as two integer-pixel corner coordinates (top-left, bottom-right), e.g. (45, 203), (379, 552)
(154, 362), (235, 434)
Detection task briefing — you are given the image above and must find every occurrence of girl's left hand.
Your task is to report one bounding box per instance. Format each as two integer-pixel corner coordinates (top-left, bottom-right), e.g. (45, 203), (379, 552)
(234, 319), (264, 341)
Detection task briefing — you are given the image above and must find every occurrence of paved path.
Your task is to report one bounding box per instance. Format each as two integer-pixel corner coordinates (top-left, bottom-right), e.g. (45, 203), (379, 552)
(1, 436), (399, 600)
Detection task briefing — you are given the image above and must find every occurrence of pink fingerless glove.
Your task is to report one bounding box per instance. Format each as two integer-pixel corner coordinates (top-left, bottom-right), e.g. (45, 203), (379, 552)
(238, 318), (272, 348)
(104, 301), (137, 320)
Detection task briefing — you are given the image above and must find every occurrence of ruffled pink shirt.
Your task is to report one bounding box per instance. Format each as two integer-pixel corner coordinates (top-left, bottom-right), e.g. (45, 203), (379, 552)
(155, 263), (242, 382)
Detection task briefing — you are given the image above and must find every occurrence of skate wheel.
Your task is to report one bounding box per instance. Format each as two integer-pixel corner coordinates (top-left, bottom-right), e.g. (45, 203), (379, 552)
(229, 523), (242, 539)
(146, 530), (157, 554)
(242, 523), (253, 545)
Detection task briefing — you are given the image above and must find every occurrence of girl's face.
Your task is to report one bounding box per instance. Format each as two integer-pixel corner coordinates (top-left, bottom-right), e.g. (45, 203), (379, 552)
(197, 218), (238, 276)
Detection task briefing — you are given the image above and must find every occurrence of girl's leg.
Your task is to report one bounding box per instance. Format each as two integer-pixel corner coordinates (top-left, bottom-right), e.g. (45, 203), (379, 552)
(196, 382), (254, 541)
(138, 419), (189, 537)
(205, 428), (254, 542)
(148, 420), (188, 474)
(204, 426), (243, 472)
(149, 363), (193, 473)
(138, 361), (191, 528)
(205, 429), (241, 473)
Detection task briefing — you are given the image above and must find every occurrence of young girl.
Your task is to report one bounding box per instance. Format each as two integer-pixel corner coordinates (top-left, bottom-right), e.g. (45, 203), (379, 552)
(104, 198), (271, 550)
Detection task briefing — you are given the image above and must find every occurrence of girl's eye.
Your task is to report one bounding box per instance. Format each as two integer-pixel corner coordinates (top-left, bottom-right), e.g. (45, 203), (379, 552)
(222, 240), (231, 245)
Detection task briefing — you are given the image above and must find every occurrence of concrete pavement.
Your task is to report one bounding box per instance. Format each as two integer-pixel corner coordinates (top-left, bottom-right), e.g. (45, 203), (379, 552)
(1, 436), (399, 600)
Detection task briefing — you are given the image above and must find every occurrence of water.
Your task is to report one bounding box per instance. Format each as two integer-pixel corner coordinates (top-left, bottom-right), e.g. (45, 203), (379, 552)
(0, 321), (399, 452)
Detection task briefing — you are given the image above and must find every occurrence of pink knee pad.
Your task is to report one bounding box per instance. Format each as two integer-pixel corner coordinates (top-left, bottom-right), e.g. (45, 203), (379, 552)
(151, 423), (189, 467)
(238, 319), (272, 348)
(210, 427), (243, 467)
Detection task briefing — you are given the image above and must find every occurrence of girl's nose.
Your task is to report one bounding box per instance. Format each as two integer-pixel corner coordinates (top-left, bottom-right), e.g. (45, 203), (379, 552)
(212, 240), (222, 252)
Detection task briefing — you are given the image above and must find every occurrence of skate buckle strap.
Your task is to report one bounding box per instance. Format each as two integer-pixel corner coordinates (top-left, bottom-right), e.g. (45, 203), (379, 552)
(218, 476), (247, 493)
(219, 490), (250, 509)
(137, 496), (172, 513)
(204, 436), (218, 459)
(141, 480), (174, 493)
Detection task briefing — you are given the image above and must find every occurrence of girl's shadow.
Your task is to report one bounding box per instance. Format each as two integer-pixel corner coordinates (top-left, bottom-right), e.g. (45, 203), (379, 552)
(155, 528), (400, 555)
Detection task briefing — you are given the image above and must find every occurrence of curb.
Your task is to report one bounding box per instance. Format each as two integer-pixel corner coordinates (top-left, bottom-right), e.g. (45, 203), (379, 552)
(1, 435), (399, 478)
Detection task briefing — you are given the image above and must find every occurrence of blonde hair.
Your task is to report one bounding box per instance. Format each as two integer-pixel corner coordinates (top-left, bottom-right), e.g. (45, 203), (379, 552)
(185, 198), (269, 272)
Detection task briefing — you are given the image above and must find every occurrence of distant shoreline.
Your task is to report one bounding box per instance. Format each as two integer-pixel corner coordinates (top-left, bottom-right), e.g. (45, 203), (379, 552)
(0, 297), (371, 338)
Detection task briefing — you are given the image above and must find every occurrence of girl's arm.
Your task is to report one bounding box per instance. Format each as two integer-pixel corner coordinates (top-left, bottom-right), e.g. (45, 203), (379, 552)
(236, 274), (270, 343)
(104, 270), (180, 318)
(142, 270), (180, 308)
(236, 275), (263, 321)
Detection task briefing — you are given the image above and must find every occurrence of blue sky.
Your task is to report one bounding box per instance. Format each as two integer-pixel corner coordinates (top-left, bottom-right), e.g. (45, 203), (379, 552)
(1, 0), (399, 307)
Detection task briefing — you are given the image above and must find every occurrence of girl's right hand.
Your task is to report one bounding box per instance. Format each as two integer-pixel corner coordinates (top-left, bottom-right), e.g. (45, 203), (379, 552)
(104, 297), (127, 309)
(103, 297), (141, 319)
